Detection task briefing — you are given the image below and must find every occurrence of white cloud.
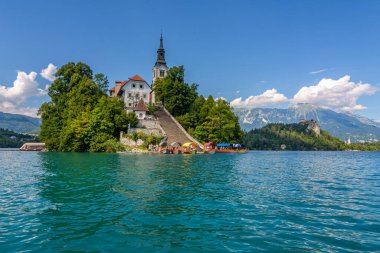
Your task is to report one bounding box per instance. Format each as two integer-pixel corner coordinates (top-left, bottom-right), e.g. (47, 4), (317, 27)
(0, 102), (39, 117)
(293, 75), (377, 112)
(0, 69), (48, 118)
(231, 89), (288, 108)
(40, 63), (57, 82)
(310, 69), (327, 75)
(0, 71), (39, 104)
(38, 84), (51, 96)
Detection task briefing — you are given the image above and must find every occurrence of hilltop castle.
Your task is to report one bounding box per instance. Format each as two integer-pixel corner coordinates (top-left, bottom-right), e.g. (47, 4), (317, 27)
(109, 34), (168, 119)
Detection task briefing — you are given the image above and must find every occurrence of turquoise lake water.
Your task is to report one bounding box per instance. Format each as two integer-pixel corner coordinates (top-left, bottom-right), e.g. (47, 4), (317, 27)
(0, 151), (379, 252)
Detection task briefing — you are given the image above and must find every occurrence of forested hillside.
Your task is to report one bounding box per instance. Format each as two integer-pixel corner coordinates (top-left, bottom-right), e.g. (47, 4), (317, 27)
(0, 128), (39, 148)
(243, 123), (347, 151)
(0, 112), (40, 133)
(243, 123), (380, 151)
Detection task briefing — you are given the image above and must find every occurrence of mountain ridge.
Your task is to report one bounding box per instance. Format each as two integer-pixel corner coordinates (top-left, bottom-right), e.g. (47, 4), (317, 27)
(0, 111), (41, 134)
(234, 105), (380, 142)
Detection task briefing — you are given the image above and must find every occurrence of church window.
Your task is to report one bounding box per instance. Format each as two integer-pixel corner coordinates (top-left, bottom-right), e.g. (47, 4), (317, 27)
(128, 92), (132, 97)
(139, 113), (143, 118)
(143, 93), (147, 99)
(160, 70), (165, 77)
(140, 84), (143, 89)
(128, 103), (132, 107)
(132, 84), (136, 88)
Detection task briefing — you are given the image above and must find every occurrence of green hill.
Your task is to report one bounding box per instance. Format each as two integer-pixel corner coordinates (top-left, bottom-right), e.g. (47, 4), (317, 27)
(0, 128), (39, 148)
(0, 112), (41, 134)
(243, 122), (348, 151)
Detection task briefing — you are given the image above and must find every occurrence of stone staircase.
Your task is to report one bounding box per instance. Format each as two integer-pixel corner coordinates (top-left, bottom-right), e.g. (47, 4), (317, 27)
(155, 107), (203, 148)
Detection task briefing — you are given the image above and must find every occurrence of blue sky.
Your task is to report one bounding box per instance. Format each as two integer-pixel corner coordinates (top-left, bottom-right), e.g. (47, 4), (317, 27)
(0, 0), (379, 119)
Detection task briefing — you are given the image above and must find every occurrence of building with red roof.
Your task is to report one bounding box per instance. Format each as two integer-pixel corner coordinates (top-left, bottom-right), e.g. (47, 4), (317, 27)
(109, 34), (169, 119)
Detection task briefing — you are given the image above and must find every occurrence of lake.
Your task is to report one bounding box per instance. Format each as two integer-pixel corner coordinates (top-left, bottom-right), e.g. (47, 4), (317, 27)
(0, 151), (379, 252)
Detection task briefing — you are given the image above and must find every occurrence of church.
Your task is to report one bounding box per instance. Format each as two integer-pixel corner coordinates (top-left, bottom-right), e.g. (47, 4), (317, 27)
(109, 34), (168, 119)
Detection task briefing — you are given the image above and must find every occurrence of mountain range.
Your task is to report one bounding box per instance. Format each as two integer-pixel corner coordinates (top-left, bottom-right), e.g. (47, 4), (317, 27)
(0, 112), (41, 134)
(2, 104), (380, 143)
(234, 104), (380, 142)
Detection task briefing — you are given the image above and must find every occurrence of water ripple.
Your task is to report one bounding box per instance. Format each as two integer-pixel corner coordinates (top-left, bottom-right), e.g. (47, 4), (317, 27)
(0, 151), (379, 252)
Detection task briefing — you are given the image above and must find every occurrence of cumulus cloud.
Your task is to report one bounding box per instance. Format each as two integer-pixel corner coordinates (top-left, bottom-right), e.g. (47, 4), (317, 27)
(40, 63), (57, 82)
(0, 71), (39, 104)
(0, 71), (41, 117)
(0, 63), (57, 117)
(293, 75), (377, 112)
(231, 89), (288, 108)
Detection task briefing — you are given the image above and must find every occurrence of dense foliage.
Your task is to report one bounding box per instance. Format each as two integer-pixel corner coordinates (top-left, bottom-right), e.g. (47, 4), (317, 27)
(243, 123), (347, 151)
(0, 128), (39, 148)
(39, 62), (138, 152)
(154, 66), (242, 143)
(124, 132), (165, 146)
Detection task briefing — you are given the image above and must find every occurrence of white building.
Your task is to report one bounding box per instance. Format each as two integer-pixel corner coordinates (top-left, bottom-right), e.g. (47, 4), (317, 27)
(109, 34), (169, 114)
(110, 75), (152, 110)
(134, 98), (148, 119)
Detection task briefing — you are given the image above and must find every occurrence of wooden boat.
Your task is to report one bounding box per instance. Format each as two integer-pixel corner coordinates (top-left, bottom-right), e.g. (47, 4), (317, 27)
(161, 148), (172, 154)
(173, 149), (182, 154)
(182, 142), (198, 154)
(203, 142), (216, 154)
(215, 149), (247, 153)
(203, 149), (216, 154)
(215, 143), (247, 153)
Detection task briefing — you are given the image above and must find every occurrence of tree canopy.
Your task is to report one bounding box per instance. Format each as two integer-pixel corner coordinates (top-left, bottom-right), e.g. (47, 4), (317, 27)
(154, 66), (198, 117)
(39, 62), (137, 152)
(155, 66), (243, 143)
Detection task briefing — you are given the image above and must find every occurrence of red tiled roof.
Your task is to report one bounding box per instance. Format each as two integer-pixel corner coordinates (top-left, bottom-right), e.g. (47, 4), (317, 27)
(129, 75), (145, 82)
(110, 87), (115, 91)
(114, 75), (149, 96)
(134, 98), (148, 111)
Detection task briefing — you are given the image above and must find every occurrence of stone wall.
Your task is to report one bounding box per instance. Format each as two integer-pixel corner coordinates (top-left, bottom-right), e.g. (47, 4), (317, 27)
(120, 137), (144, 146)
(128, 128), (163, 136)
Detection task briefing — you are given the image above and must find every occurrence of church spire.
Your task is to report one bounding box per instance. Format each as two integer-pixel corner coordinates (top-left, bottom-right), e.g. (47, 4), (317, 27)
(160, 32), (164, 48)
(155, 33), (167, 67)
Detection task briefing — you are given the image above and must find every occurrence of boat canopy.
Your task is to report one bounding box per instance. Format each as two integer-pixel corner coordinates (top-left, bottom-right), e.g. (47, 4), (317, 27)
(183, 142), (197, 148)
(204, 142), (216, 147)
(217, 143), (232, 147)
(232, 144), (242, 148)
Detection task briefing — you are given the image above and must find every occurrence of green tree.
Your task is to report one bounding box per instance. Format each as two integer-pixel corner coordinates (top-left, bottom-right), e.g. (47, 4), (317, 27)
(126, 112), (138, 128)
(94, 73), (109, 93)
(194, 99), (242, 143)
(154, 66), (198, 117)
(39, 62), (132, 152)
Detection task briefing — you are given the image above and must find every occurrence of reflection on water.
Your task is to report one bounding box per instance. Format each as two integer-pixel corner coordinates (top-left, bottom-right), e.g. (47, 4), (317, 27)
(0, 151), (379, 252)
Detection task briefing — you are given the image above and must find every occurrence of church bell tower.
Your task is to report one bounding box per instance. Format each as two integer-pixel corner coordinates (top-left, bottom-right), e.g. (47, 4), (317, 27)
(152, 33), (168, 84)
